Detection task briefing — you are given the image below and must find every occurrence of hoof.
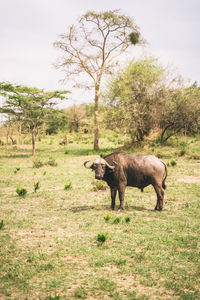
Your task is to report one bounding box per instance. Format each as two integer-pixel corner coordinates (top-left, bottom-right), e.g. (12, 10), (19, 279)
(118, 207), (124, 211)
(155, 206), (162, 211)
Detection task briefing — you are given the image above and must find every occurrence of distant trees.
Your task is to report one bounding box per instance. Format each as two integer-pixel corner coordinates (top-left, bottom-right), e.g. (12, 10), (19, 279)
(54, 10), (143, 150)
(104, 58), (165, 142)
(104, 58), (200, 143)
(0, 82), (69, 155)
(156, 82), (200, 142)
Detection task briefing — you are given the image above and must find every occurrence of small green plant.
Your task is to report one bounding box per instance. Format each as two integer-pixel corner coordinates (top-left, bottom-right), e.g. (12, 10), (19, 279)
(97, 233), (108, 244)
(104, 214), (111, 222)
(92, 180), (107, 191)
(64, 183), (72, 190)
(34, 181), (40, 193)
(45, 295), (62, 300)
(113, 216), (121, 224)
(64, 150), (69, 154)
(47, 158), (58, 167)
(125, 216), (131, 223)
(33, 159), (44, 168)
(170, 160), (177, 166)
(14, 167), (20, 174)
(179, 149), (186, 156)
(0, 220), (4, 230)
(16, 187), (27, 198)
(73, 286), (88, 299)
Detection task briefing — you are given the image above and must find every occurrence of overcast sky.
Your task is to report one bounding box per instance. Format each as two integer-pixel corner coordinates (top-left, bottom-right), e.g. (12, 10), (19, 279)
(0, 0), (199, 106)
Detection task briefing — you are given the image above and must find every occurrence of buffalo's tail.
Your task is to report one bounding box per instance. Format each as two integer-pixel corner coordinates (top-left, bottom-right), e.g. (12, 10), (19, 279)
(162, 161), (168, 190)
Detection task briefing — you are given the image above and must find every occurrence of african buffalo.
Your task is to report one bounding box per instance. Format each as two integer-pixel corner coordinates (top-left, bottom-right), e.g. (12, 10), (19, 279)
(84, 152), (167, 211)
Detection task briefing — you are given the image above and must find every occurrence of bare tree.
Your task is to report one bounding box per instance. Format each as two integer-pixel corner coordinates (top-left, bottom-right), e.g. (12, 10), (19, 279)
(54, 10), (143, 150)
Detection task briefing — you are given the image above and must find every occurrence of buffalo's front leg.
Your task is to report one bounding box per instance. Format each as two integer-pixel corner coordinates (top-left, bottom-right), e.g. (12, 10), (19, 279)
(118, 184), (126, 210)
(110, 187), (117, 210)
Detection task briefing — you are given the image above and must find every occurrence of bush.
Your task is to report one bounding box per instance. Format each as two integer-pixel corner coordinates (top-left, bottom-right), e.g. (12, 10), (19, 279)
(170, 160), (177, 166)
(33, 158), (58, 168)
(34, 181), (40, 193)
(179, 149), (186, 156)
(73, 286), (88, 299)
(14, 167), (20, 174)
(104, 215), (111, 222)
(64, 183), (72, 190)
(47, 158), (58, 167)
(97, 233), (108, 244)
(125, 216), (131, 223)
(113, 217), (121, 224)
(33, 159), (44, 168)
(0, 220), (4, 230)
(92, 180), (107, 191)
(16, 187), (27, 198)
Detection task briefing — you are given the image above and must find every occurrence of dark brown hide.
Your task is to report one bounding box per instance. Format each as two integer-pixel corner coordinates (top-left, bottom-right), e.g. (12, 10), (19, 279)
(84, 152), (167, 211)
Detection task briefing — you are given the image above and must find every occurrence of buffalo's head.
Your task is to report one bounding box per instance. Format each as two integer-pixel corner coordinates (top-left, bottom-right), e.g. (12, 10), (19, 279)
(84, 158), (117, 180)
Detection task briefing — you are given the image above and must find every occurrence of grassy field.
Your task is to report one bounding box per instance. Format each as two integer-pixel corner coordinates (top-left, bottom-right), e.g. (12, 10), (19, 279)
(0, 134), (200, 299)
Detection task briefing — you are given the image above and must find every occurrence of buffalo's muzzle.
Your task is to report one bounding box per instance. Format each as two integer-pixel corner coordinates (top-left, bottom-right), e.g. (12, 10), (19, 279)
(95, 175), (102, 180)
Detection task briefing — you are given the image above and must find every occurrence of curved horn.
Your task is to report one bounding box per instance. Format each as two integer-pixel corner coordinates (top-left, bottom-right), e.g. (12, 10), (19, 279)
(105, 160), (117, 169)
(84, 160), (93, 169)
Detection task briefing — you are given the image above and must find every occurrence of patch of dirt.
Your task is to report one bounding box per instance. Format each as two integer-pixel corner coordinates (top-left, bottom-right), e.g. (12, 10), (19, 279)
(0, 144), (32, 149)
(178, 176), (200, 184)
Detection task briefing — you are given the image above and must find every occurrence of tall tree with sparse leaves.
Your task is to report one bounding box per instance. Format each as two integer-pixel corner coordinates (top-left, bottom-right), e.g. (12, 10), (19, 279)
(54, 10), (144, 150)
(0, 82), (69, 155)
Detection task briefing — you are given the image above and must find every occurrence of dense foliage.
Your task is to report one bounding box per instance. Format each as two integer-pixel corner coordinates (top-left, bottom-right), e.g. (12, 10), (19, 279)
(103, 58), (200, 143)
(0, 82), (69, 155)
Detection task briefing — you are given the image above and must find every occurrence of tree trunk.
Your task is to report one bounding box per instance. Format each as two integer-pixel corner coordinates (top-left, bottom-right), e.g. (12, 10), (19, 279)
(32, 131), (36, 156)
(94, 85), (99, 150)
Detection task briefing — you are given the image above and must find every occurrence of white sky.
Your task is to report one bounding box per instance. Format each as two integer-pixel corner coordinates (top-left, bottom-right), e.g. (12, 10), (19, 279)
(0, 0), (200, 107)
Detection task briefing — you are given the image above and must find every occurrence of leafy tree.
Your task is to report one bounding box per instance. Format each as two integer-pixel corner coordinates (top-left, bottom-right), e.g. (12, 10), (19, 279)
(156, 82), (200, 142)
(104, 58), (165, 143)
(54, 10), (143, 150)
(0, 82), (69, 155)
(64, 104), (86, 132)
(45, 110), (68, 135)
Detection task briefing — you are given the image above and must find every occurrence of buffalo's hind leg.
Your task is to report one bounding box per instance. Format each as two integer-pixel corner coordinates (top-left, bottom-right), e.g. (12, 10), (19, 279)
(153, 183), (164, 211)
(110, 187), (117, 210)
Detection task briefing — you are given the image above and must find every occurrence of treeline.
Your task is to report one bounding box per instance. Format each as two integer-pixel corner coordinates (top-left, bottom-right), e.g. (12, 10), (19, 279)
(0, 57), (200, 155)
(103, 57), (200, 143)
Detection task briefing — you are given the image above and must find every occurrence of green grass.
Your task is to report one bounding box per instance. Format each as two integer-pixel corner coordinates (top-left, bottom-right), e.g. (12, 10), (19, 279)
(0, 135), (200, 299)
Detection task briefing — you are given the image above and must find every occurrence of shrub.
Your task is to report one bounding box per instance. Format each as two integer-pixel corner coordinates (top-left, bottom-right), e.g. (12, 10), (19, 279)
(14, 167), (20, 174)
(170, 160), (177, 166)
(97, 233), (108, 244)
(92, 180), (107, 191)
(0, 220), (4, 230)
(113, 217), (121, 224)
(73, 286), (88, 299)
(33, 159), (44, 168)
(33, 158), (58, 168)
(16, 187), (27, 198)
(64, 183), (72, 190)
(34, 181), (40, 193)
(125, 216), (131, 223)
(104, 215), (111, 222)
(179, 149), (186, 156)
(47, 158), (58, 167)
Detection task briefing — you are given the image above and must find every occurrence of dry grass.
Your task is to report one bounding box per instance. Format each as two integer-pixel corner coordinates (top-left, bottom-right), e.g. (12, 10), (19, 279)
(0, 136), (200, 299)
